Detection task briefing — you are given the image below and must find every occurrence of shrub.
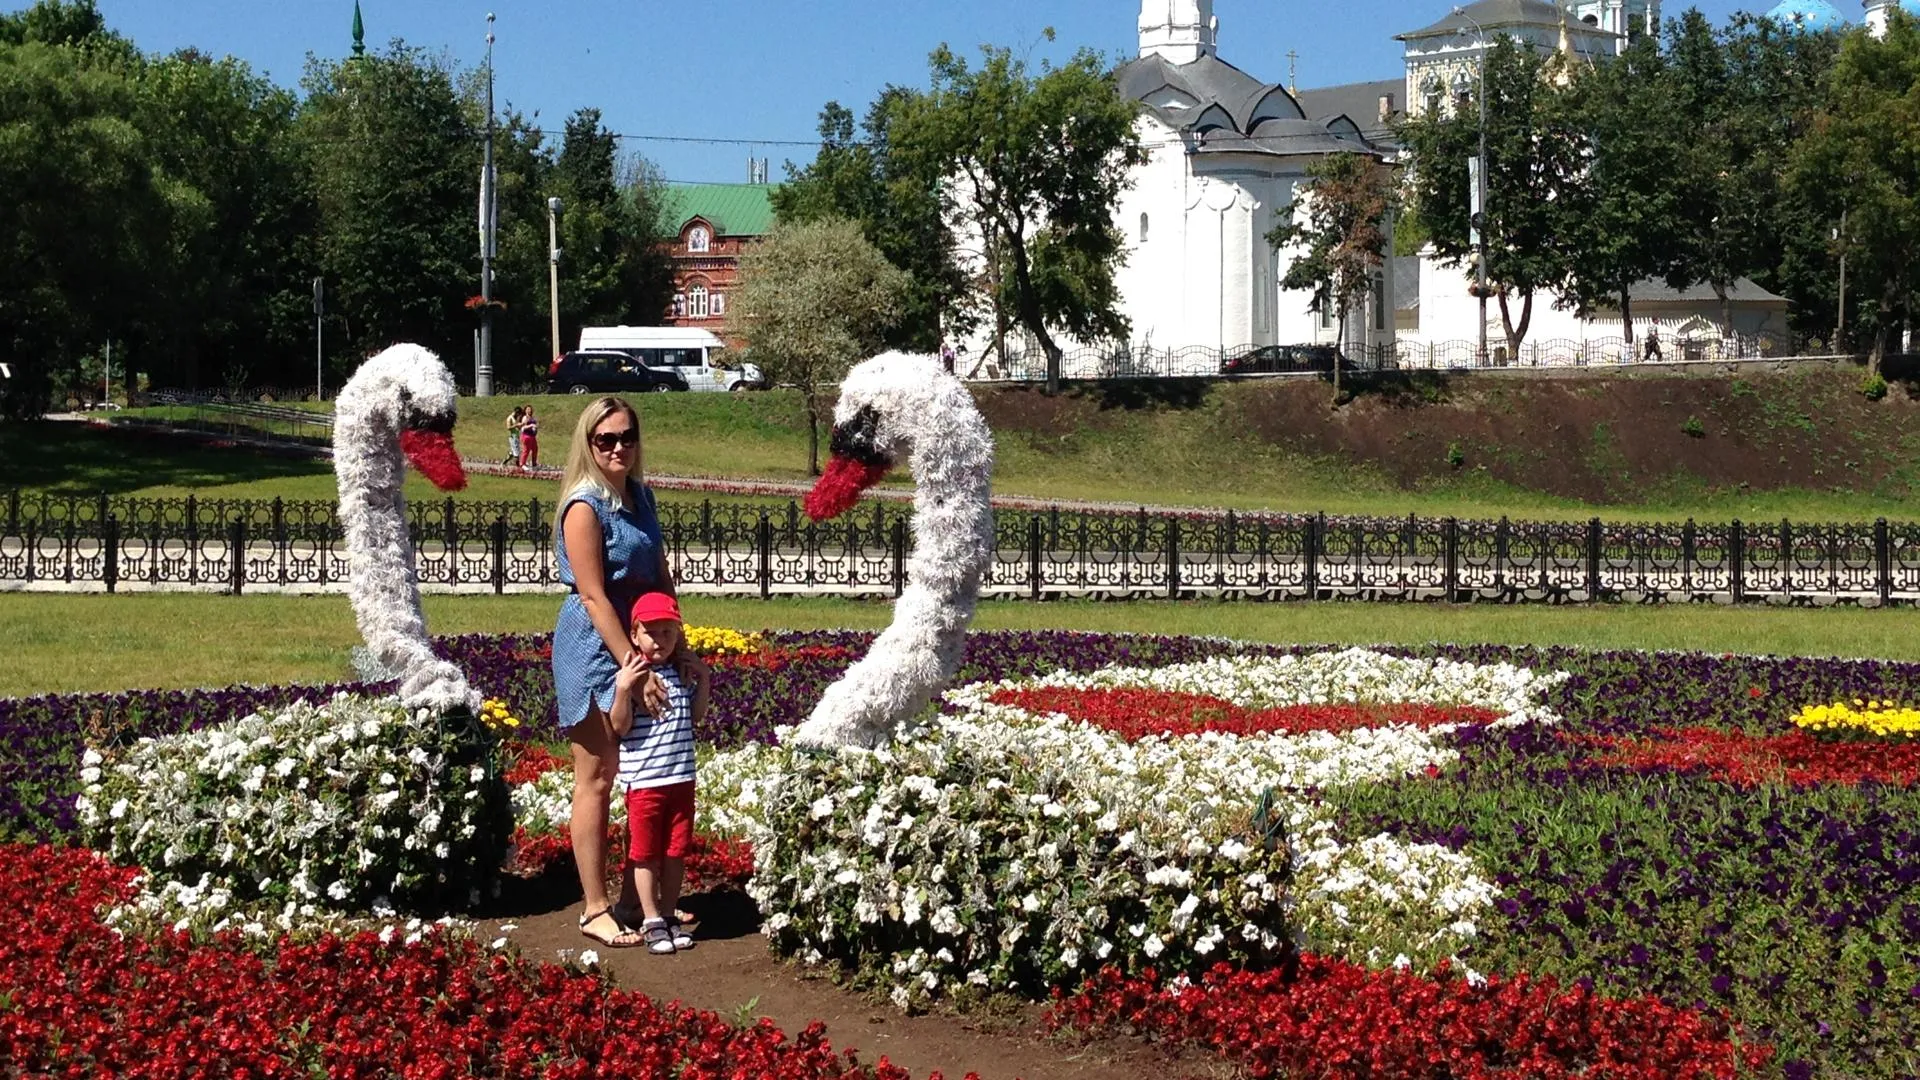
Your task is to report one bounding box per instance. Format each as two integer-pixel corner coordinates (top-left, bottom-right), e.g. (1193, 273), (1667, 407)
(1861, 372), (1889, 401)
(78, 693), (512, 912)
(1444, 440), (1466, 469)
(1681, 415), (1706, 438)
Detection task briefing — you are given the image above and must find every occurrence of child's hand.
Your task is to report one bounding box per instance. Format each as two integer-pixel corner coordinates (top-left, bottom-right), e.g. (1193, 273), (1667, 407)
(613, 651), (649, 698)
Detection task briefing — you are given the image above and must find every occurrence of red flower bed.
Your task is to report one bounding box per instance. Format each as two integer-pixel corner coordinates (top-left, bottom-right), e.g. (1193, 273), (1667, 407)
(1047, 959), (1769, 1080)
(711, 644), (859, 672)
(0, 843), (959, 1079)
(1575, 727), (1920, 788)
(503, 740), (571, 786)
(987, 686), (1502, 742)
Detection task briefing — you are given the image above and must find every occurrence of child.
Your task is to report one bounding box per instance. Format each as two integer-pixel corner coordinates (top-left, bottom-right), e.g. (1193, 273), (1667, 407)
(610, 591), (709, 954)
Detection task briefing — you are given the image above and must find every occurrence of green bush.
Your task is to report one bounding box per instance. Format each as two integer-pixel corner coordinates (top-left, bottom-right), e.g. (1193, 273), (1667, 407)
(1681, 416), (1706, 438)
(1860, 372), (1889, 401)
(78, 693), (512, 912)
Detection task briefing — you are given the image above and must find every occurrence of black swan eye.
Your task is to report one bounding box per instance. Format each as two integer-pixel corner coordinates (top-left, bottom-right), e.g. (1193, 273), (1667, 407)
(830, 405), (889, 467)
(402, 405), (455, 435)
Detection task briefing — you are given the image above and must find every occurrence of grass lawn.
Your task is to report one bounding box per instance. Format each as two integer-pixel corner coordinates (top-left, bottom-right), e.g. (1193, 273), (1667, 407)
(24, 391), (1911, 523)
(5, 590), (1919, 698)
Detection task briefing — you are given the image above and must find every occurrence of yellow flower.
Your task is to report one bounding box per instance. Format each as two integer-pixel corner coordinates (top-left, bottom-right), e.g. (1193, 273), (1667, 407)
(684, 626), (766, 657)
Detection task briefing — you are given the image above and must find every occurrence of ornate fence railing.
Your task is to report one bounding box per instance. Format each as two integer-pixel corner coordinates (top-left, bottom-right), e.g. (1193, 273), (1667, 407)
(4, 489), (1919, 605)
(966, 333), (1827, 381)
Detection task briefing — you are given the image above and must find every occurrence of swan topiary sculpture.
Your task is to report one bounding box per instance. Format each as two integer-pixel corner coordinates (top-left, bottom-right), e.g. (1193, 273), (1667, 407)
(790, 351), (995, 749)
(332, 343), (482, 714)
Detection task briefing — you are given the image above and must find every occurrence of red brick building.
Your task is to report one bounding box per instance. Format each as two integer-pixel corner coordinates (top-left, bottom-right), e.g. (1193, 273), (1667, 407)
(659, 183), (776, 348)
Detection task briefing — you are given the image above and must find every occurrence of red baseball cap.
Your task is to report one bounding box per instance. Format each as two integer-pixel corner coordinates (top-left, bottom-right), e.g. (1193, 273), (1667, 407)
(629, 592), (682, 626)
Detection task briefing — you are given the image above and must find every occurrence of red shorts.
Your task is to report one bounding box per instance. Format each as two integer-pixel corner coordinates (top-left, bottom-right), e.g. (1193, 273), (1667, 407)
(625, 781), (695, 861)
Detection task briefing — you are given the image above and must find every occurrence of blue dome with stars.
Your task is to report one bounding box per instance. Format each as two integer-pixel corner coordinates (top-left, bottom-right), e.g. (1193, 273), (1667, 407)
(1766, 0), (1848, 30)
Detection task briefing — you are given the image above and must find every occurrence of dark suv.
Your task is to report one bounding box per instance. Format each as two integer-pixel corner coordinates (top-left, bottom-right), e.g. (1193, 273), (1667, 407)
(1220, 343), (1346, 376)
(546, 351), (688, 394)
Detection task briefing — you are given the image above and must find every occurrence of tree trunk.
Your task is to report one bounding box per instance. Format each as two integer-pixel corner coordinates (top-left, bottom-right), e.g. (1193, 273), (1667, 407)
(805, 395), (822, 475)
(1333, 311), (1345, 402)
(1620, 283), (1635, 348)
(1005, 231), (1063, 395)
(1498, 290), (1534, 359)
(1716, 281), (1732, 341)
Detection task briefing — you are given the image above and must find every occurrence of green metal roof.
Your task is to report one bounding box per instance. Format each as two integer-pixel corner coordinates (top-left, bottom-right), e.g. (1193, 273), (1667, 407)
(660, 182), (778, 237)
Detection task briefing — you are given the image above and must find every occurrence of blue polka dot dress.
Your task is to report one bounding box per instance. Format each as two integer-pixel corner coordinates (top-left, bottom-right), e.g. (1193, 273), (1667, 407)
(552, 480), (665, 731)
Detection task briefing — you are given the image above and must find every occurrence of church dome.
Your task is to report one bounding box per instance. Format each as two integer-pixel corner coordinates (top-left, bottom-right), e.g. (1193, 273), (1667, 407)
(1767, 0), (1848, 30)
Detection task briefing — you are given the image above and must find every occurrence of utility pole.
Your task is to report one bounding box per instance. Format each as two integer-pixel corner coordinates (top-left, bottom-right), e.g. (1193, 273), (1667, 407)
(477, 12), (497, 397)
(1835, 209), (1848, 352)
(313, 276), (325, 400)
(1455, 6), (1491, 367)
(547, 197), (563, 363)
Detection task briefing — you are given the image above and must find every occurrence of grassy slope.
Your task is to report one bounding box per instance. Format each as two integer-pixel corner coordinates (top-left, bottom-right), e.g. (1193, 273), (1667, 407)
(12, 374), (1918, 521)
(6, 591), (1920, 697)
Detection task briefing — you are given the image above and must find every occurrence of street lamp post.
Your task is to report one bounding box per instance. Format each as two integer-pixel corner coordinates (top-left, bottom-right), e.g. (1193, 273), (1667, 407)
(547, 197), (563, 363)
(1453, 6), (1491, 366)
(477, 12), (497, 397)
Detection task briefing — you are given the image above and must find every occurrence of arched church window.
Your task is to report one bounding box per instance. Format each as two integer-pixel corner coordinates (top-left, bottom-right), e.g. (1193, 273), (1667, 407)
(687, 225), (710, 253)
(1582, 13), (1599, 24)
(688, 283), (709, 318)
(1139, 213), (1149, 243)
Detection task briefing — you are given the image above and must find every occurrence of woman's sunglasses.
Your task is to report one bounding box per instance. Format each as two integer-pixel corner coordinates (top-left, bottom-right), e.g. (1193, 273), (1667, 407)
(590, 428), (638, 452)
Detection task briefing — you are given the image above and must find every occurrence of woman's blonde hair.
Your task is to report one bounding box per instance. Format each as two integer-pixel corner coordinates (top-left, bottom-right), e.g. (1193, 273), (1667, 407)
(557, 396), (643, 522)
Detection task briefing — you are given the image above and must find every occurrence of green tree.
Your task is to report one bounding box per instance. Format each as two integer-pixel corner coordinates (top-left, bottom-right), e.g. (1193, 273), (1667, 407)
(1790, 11), (1920, 369)
(1398, 39), (1581, 357)
(727, 217), (907, 474)
(134, 49), (315, 391)
(1554, 35), (1690, 348)
(1664, 13), (1839, 341)
(1267, 152), (1395, 399)
(891, 41), (1144, 392)
(774, 92), (960, 352)
(296, 43), (476, 379)
(0, 33), (171, 416)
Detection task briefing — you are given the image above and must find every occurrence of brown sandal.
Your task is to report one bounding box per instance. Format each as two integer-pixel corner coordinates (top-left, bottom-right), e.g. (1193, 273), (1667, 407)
(578, 908), (644, 948)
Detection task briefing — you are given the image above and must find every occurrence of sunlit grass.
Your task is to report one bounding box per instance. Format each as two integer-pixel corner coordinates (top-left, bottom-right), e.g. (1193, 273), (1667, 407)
(5, 590), (1918, 698)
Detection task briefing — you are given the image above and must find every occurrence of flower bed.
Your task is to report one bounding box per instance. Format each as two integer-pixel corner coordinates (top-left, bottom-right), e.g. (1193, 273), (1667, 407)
(11, 631), (1920, 1075)
(78, 693), (512, 913)
(1048, 960), (1769, 1079)
(0, 843), (952, 1080)
(701, 650), (1559, 1009)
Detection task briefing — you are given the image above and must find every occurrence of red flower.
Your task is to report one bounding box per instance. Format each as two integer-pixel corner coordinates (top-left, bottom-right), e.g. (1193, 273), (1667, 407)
(0, 843), (941, 1079)
(1047, 960), (1771, 1079)
(987, 686), (1501, 743)
(1570, 727), (1920, 788)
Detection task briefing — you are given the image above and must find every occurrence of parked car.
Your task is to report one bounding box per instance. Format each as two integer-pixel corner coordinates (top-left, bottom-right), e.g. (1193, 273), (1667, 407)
(546, 351), (688, 395)
(1220, 343), (1351, 376)
(576, 326), (765, 391)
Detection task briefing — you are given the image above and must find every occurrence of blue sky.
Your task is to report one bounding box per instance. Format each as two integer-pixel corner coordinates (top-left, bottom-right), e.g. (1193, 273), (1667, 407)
(96, 0), (1766, 184)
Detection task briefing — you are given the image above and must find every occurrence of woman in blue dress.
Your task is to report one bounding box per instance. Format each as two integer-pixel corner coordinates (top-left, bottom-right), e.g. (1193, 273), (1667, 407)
(553, 396), (701, 948)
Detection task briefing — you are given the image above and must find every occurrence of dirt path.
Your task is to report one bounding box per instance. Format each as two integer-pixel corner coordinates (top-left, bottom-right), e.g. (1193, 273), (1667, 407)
(497, 884), (1182, 1080)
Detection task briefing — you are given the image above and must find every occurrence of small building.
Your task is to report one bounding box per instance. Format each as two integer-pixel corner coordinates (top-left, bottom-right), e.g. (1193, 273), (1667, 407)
(657, 182), (776, 345)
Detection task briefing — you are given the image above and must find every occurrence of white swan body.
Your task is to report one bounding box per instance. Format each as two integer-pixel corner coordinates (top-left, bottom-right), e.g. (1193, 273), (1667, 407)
(790, 352), (995, 749)
(332, 344), (480, 714)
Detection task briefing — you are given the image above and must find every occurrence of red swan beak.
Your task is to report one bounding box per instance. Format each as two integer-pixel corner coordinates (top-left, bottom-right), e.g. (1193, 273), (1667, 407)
(399, 429), (468, 491)
(805, 455), (889, 521)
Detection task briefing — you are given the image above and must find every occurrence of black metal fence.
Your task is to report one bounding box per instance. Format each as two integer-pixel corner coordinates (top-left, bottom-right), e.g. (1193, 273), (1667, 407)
(964, 332), (1828, 381)
(6, 489), (1920, 605)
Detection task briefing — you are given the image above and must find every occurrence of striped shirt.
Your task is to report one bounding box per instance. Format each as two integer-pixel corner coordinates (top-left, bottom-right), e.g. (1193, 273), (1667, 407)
(617, 665), (696, 789)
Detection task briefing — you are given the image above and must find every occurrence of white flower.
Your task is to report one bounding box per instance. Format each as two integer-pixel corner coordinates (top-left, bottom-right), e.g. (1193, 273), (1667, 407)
(578, 949), (600, 967)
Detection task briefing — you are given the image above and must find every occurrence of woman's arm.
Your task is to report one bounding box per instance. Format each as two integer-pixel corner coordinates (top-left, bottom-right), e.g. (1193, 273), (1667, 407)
(562, 501), (633, 668)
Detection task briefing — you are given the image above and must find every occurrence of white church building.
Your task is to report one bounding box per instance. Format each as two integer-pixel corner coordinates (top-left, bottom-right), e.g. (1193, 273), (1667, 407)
(963, 0), (1905, 375)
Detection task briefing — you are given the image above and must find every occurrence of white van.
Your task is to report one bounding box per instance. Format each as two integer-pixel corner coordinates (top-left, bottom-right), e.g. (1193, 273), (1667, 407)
(576, 326), (764, 392)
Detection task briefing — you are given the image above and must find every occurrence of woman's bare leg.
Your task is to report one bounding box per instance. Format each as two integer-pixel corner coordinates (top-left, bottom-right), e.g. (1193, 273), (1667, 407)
(569, 708), (624, 938)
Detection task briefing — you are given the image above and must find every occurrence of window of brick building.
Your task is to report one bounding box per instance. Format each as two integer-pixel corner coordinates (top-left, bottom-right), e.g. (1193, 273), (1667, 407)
(689, 283), (709, 318)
